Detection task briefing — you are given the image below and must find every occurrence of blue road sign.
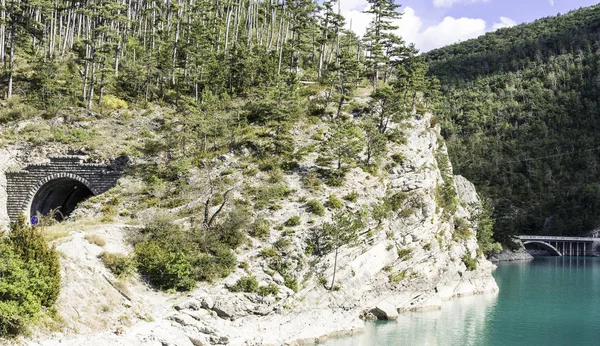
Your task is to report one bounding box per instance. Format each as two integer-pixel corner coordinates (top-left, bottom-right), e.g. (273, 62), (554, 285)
(30, 216), (39, 226)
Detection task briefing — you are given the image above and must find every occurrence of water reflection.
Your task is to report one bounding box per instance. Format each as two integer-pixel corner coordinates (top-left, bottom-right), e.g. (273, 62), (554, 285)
(324, 257), (600, 346)
(324, 293), (498, 346)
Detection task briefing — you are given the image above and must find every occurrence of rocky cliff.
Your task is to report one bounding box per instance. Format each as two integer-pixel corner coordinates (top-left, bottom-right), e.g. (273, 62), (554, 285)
(0, 109), (498, 346)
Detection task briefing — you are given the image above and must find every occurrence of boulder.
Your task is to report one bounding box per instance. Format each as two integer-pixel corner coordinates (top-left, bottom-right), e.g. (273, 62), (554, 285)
(369, 303), (398, 320)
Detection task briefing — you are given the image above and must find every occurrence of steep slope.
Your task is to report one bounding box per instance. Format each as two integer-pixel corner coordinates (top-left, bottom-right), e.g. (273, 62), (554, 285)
(426, 4), (600, 240)
(0, 109), (497, 345)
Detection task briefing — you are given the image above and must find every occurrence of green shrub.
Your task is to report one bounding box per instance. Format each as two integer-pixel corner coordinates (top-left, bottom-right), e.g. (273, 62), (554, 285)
(344, 191), (359, 202)
(397, 248), (412, 260)
(274, 237), (291, 251)
(230, 276), (258, 293)
(325, 194), (344, 209)
(134, 240), (195, 291)
(267, 168), (284, 183)
(100, 252), (134, 278)
(306, 200), (326, 216)
(249, 218), (271, 239)
(284, 278), (298, 293)
(100, 95), (128, 110)
(453, 218), (472, 241)
(389, 192), (408, 212)
(257, 283), (280, 296)
(253, 184), (293, 209)
(261, 248), (279, 258)
(382, 265), (393, 272)
(8, 216), (61, 307)
(284, 216), (301, 227)
(462, 253), (477, 271)
(258, 159), (278, 171)
(388, 270), (407, 284)
(0, 216), (62, 336)
(390, 153), (406, 165)
(302, 172), (322, 191)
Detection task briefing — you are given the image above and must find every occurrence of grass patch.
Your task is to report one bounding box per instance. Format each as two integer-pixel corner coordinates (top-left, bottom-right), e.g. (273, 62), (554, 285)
(84, 234), (106, 247)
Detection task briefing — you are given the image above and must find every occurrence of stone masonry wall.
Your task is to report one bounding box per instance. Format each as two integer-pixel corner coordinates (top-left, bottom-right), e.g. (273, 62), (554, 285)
(6, 156), (121, 222)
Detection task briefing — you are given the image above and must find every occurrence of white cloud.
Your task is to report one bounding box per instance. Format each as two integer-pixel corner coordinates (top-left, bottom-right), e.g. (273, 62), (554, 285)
(419, 16), (487, 51)
(342, 4), (517, 53)
(549, 0), (555, 6)
(433, 0), (488, 8)
(491, 16), (517, 31)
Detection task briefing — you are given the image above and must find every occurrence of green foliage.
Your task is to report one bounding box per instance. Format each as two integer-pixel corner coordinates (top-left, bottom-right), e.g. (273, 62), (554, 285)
(249, 218), (271, 239)
(257, 283), (280, 297)
(130, 213), (239, 290)
(8, 216), (61, 307)
(274, 237), (291, 251)
(261, 248), (278, 258)
(388, 270), (407, 284)
(427, 5), (600, 239)
(100, 95), (128, 110)
(251, 184), (294, 210)
(0, 216), (62, 337)
(134, 240), (196, 291)
(344, 191), (359, 202)
(322, 120), (364, 171)
(100, 252), (134, 278)
(389, 192), (408, 212)
(397, 248), (412, 260)
(230, 276), (259, 293)
(453, 218), (472, 241)
(462, 252), (477, 271)
(433, 152), (457, 218)
(325, 194), (344, 209)
(284, 278), (298, 293)
(306, 200), (326, 216)
(284, 216), (301, 227)
(475, 202), (503, 256)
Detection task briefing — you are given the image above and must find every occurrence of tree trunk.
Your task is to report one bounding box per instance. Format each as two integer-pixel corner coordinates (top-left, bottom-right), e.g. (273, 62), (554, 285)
(87, 61), (96, 109)
(7, 0), (16, 99)
(330, 247), (339, 290)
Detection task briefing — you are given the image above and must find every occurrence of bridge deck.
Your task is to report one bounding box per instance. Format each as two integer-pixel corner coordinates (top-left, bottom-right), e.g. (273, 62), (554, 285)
(519, 235), (596, 242)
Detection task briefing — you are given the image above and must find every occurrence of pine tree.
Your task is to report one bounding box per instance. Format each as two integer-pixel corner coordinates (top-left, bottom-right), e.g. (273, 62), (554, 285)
(362, 0), (405, 90)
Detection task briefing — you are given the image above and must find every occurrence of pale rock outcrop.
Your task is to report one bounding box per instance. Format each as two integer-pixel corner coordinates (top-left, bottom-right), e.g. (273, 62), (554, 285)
(17, 112), (499, 346)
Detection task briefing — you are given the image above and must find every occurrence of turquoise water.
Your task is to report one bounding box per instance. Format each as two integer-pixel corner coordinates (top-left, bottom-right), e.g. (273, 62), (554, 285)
(324, 257), (600, 346)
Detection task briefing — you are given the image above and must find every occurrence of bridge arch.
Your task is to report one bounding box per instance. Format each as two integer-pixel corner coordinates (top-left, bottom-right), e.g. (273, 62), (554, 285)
(24, 173), (98, 221)
(523, 241), (562, 256)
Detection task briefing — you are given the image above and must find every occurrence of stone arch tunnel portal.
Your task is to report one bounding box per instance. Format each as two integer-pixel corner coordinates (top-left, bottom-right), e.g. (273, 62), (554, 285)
(30, 177), (95, 221)
(6, 156), (122, 224)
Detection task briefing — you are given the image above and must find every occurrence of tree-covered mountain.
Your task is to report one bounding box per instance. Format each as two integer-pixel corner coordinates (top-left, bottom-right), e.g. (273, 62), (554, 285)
(425, 4), (600, 241)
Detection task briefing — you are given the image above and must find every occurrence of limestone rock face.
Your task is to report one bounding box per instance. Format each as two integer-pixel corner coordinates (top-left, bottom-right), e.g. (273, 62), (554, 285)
(6, 112), (500, 346)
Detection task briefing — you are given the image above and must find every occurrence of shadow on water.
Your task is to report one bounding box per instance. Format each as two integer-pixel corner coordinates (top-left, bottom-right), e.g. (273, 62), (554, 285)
(323, 256), (600, 346)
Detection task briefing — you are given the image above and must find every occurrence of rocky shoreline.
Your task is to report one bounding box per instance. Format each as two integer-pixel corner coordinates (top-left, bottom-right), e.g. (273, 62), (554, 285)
(489, 240), (533, 263)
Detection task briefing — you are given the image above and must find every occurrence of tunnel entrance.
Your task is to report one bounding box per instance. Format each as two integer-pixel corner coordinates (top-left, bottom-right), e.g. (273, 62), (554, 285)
(30, 178), (95, 221)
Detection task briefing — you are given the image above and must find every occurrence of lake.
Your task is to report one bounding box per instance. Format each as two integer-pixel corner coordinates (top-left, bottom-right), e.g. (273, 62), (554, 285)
(323, 257), (600, 346)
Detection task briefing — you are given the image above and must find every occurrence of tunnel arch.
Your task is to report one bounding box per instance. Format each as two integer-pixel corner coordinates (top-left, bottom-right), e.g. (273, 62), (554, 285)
(523, 241), (563, 256)
(24, 173), (98, 222)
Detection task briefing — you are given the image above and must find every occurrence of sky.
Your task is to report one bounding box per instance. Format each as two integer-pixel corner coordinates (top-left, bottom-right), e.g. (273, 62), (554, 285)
(340, 0), (600, 52)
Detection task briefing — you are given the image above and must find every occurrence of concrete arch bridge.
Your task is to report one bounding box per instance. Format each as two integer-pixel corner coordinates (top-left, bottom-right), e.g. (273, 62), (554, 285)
(519, 235), (597, 256)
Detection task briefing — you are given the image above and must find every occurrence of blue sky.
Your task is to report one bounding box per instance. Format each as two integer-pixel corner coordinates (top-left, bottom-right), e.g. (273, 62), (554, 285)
(340, 0), (600, 52)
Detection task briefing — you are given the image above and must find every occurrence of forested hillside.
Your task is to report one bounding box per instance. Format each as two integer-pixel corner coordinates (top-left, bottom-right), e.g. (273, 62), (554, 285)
(0, 0), (433, 110)
(1, 0), (488, 339)
(426, 5), (600, 241)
